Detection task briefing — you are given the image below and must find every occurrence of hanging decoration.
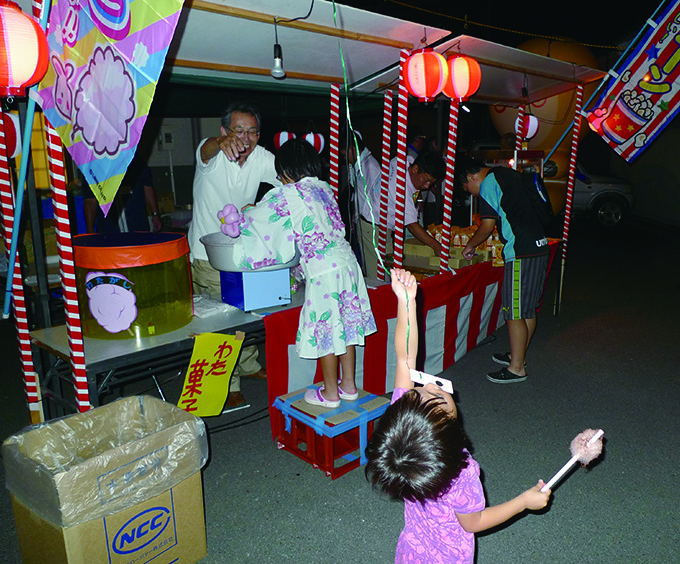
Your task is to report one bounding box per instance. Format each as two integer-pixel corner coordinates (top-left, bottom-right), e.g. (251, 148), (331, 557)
(32, 0), (185, 216)
(0, 0), (49, 97)
(586, 0), (680, 162)
(273, 130), (296, 150)
(515, 113), (539, 140)
(442, 55), (481, 101)
(304, 132), (325, 153)
(403, 49), (448, 102)
(1, 112), (20, 157)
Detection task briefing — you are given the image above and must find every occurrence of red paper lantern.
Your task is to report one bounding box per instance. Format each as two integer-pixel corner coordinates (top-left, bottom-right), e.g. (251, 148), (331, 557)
(443, 56), (482, 101)
(1, 111), (21, 157)
(403, 49), (448, 102)
(0, 0), (49, 98)
(304, 132), (324, 154)
(274, 131), (296, 150)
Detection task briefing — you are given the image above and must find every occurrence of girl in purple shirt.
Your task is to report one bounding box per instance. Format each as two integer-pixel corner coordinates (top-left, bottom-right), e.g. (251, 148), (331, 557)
(365, 269), (552, 563)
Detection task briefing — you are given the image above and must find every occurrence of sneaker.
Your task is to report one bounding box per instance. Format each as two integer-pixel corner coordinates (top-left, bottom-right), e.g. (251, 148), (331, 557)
(492, 352), (512, 366)
(492, 352), (527, 367)
(486, 367), (527, 384)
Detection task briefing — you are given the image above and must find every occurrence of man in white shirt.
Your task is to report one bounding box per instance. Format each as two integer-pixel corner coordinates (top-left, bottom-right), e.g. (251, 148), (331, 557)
(359, 150), (445, 280)
(188, 102), (280, 407)
(340, 131), (381, 275)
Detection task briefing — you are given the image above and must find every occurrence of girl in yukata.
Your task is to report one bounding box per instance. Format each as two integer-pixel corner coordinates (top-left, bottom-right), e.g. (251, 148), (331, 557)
(223, 138), (376, 408)
(365, 268), (552, 564)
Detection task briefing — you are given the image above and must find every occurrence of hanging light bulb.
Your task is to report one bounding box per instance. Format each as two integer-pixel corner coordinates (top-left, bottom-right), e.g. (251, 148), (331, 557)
(271, 18), (286, 79)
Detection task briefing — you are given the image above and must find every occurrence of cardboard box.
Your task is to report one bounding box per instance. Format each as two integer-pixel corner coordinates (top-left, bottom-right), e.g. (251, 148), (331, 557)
(404, 238), (435, 257)
(10, 472), (205, 564)
(272, 387), (389, 480)
(220, 268), (291, 311)
(2, 396), (209, 564)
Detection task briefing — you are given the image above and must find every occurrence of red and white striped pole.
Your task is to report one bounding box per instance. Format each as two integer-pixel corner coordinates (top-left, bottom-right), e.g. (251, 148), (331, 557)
(44, 119), (91, 412)
(439, 99), (459, 273)
(0, 114), (43, 423)
(329, 83), (340, 201)
(562, 85), (583, 262)
(557, 84), (584, 314)
(514, 104), (526, 156)
(377, 91), (393, 281)
(393, 49), (410, 270)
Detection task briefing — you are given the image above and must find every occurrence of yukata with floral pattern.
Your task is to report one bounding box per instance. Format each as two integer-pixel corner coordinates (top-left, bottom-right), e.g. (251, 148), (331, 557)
(235, 176), (376, 359)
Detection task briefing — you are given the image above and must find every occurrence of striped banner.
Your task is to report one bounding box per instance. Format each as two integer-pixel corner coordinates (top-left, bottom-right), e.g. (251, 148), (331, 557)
(377, 91), (393, 281)
(329, 83), (340, 200)
(393, 49), (410, 269)
(439, 99), (459, 272)
(586, 0), (680, 161)
(0, 113), (43, 423)
(44, 119), (91, 412)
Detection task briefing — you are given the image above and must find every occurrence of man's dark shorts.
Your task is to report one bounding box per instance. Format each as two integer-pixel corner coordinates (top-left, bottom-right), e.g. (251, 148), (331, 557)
(501, 254), (549, 320)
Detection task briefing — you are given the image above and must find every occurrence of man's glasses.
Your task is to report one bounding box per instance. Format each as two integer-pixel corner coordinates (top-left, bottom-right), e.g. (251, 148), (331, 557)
(228, 127), (260, 137)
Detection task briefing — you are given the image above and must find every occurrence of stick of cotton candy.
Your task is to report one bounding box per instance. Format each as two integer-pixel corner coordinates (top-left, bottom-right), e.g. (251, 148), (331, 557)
(541, 429), (604, 492)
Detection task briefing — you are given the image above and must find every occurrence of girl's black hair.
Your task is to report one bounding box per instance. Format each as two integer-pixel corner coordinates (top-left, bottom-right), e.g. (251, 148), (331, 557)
(365, 390), (470, 504)
(275, 138), (322, 182)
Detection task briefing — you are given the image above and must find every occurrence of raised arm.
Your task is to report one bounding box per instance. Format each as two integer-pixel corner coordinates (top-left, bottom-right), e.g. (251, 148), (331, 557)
(456, 481), (551, 533)
(391, 268), (418, 390)
(200, 129), (252, 164)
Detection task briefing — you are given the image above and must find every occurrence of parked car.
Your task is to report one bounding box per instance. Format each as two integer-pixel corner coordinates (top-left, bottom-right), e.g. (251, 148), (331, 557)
(572, 163), (634, 227)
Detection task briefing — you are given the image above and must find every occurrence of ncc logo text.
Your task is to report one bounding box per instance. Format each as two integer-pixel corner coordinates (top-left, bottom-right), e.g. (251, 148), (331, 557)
(113, 507), (172, 554)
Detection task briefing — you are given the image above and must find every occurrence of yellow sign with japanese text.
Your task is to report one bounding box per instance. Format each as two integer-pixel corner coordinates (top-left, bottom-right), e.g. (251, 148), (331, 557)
(178, 332), (244, 416)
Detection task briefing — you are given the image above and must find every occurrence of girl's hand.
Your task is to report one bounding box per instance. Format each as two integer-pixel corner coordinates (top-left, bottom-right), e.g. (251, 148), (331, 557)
(522, 480), (551, 511)
(390, 268), (417, 301)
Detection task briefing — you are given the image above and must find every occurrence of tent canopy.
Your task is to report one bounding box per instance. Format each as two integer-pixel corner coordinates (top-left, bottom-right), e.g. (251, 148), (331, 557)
(168, 0), (606, 104)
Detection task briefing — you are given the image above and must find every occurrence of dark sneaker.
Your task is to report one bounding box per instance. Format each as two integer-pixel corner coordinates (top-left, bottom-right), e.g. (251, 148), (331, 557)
(492, 352), (526, 367)
(487, 367), (527, 384)
(492, 352), (511, 366)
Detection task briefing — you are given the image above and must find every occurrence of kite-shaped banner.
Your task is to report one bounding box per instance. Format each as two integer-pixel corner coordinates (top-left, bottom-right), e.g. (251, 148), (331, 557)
(586, 0), (680, 162)
(31, 0), (184, 214)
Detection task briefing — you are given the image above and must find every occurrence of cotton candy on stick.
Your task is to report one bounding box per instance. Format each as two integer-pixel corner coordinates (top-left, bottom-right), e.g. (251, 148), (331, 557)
(541, 429), (604, 492)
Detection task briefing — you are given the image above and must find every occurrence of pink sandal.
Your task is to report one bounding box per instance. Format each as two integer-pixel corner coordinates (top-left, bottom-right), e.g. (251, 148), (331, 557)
(304, 387), (340, 408)
(338, 386), (359, 401)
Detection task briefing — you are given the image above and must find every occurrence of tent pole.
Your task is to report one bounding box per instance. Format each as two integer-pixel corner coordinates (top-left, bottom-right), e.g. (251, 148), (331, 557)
(557, 84), (584, 315)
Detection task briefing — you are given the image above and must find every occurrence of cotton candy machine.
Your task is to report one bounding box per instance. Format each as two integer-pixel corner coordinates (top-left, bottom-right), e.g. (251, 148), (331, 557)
(200, 232), (300, 311)
(199, 232), (300, 272)
(73, 232), (193, 339)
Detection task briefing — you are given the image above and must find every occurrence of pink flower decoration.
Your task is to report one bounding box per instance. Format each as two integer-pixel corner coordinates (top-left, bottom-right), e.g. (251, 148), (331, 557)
(217, 204), (242, 237)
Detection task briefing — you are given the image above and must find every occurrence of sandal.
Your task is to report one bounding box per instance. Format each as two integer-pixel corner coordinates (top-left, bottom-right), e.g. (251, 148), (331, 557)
(338, 386), (359, 401)
(304, 387), (340, 408)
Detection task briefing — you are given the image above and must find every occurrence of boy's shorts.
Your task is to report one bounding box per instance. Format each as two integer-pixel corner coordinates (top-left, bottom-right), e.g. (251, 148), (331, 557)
(501, 254), (549, 320)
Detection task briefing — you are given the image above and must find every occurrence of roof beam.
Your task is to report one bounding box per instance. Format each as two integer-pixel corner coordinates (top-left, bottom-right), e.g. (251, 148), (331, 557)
(187, 0), (414, 50)
(168, 58), (344, 83)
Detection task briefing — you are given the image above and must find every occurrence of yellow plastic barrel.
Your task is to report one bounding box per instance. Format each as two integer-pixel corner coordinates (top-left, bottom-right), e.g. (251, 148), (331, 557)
(73, 233), (192, 339)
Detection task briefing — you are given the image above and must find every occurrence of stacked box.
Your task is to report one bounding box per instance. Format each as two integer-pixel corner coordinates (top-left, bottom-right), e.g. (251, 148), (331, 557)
(2, 396), (209, 564)
(272, 387), (389, 480)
